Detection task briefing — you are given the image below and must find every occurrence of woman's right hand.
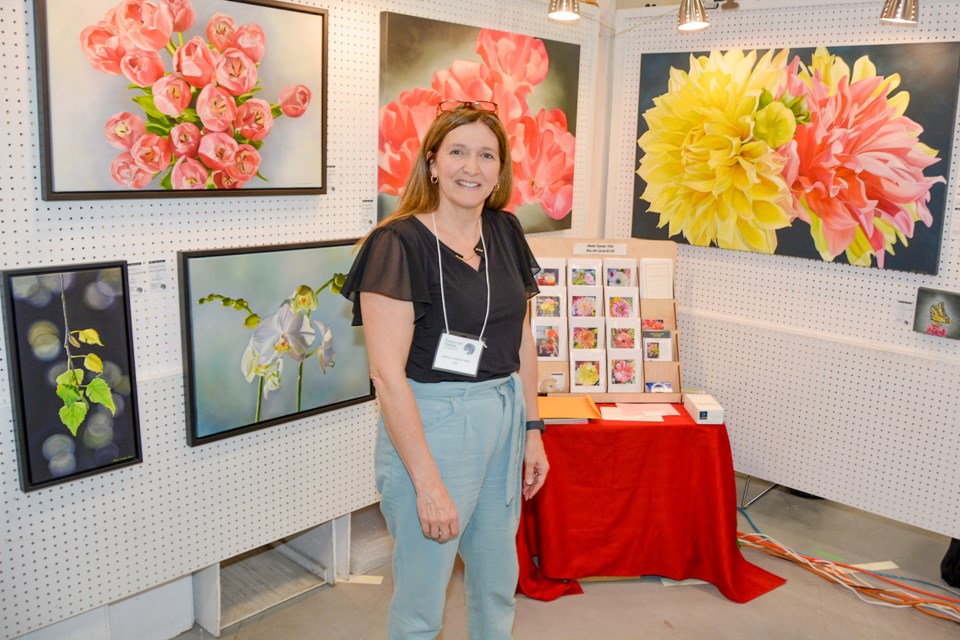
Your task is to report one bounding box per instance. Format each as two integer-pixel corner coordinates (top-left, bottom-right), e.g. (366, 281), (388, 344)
(360, 291), (458, 542)
(417, 481), (459, 542)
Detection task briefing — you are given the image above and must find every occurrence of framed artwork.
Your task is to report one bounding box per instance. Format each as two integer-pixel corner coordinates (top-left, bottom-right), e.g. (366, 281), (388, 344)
(913, 287), (960, 339)
(178, 240), (374, 445)
(633, 43), (960, 274)
(34, 0), (327, 200)
(2, 262), (142, 491)
(378, 12), (580, 233)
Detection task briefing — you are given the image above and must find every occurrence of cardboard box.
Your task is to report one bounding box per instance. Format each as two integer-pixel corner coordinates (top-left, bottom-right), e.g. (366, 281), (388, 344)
(683, 393), (724, 424)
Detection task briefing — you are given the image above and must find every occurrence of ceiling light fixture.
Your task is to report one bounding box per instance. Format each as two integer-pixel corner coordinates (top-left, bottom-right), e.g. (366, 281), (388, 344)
(678, 0), (710, 32)
(548, 0), (581, 23)
(880, 0), (919, 26)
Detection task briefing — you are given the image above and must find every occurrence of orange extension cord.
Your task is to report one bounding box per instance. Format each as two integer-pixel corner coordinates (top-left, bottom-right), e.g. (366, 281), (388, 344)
(738, 531), (960, 625)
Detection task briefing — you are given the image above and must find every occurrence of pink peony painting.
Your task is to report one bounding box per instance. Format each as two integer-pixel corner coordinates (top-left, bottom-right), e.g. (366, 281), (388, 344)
(633, 43), (960, 274)
(379, 12), (580, 233)
(35, 0), (327, 199)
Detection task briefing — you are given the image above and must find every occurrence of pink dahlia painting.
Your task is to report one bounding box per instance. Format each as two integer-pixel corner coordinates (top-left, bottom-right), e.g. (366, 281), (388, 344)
(34, 0), (327, 200)
(379, 12), (580, 233)
(632, 44), (960, 274)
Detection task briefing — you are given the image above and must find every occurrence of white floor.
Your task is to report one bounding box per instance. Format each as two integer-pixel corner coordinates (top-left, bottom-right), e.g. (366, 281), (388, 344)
(176, 476), (959, 639)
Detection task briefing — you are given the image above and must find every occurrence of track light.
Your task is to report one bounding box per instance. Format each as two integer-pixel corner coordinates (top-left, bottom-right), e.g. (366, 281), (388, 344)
(880, 0), (919, 26)
(678, 0), (710, 32)
(548, 0), (581, 22)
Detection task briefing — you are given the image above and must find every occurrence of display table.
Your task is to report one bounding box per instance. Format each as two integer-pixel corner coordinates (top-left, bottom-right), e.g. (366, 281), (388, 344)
(516, 406), (785, 603)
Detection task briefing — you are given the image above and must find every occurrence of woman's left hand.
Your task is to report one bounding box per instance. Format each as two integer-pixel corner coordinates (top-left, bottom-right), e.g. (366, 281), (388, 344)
(522, 430), (549, 500)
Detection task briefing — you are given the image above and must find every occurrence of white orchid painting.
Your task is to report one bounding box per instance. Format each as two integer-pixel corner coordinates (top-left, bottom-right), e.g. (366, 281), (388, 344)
(181, 241), (373, 445)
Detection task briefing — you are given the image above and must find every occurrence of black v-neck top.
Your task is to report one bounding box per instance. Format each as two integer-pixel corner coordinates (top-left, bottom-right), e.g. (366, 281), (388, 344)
(342, 209), (540, 382)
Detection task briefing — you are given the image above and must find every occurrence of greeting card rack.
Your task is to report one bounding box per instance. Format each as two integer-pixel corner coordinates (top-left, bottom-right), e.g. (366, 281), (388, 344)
(526, 236), (681, 404)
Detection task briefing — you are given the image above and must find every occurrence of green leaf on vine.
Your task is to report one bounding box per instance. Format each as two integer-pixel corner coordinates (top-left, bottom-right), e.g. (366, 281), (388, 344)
(56, 369), (84, 387)
(56, 383), (83, 407)
(76, 329), (103, 346)
(59, 399), (88, 436)
(86, 378), (116, 415)
(69, 335), (81, 348)
(84, 353), (104, 373)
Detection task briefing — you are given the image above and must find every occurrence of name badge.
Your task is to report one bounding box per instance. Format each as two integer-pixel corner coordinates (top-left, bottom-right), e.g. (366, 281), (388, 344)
(432, 331), (485, 377)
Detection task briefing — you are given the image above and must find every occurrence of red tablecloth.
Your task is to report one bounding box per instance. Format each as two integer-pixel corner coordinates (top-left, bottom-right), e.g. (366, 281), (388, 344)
(517, 406), (785, 603)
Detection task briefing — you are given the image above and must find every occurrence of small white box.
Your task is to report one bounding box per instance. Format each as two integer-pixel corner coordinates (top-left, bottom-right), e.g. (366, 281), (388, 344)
(684, 393), (724, 424)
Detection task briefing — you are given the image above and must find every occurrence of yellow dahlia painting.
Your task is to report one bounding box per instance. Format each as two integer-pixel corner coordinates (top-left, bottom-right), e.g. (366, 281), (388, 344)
(632, 44), (960, 274)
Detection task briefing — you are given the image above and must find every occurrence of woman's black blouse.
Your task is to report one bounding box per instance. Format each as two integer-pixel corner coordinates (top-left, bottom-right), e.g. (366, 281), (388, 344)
(341, 209), (540, 383)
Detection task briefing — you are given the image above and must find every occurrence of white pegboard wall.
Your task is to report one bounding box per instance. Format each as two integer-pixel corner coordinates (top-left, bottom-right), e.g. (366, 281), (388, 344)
(607, 0), (960, 537)
(680, 311), (960, 536)
(0, 0), (601, 637)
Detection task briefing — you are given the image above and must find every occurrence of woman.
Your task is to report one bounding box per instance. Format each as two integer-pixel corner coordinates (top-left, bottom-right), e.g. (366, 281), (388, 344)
(342, 100), (549, 639)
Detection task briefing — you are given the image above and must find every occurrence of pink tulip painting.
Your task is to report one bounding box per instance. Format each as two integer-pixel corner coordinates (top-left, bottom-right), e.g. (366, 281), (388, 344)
(37, 0), (327, 198)
(633, 43), (960, 274)
(379, 13), (580, 233)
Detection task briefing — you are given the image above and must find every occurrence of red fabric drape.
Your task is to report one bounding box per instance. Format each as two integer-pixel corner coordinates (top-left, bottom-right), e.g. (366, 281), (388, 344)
(516, 406), (785, 603)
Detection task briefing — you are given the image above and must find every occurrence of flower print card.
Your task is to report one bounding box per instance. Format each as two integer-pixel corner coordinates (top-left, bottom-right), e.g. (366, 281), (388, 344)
(533, 286), (566, 318)
(535, 258), (566, 287)
(532, 317), (567, 360)
(568, 259), (602, 287)
(605, 287), (639, 318)
(569, 317), (605, 351)
(639, 298), (677, 330)
(607, 318), (640, 350)
(569, 286), (603, 318)
(642, 330), (674, 361)
(604, 258), (637, 287)
(639, 258), (674, 299)
(570, 349), (606, 393)
(607, 349), (644, 393)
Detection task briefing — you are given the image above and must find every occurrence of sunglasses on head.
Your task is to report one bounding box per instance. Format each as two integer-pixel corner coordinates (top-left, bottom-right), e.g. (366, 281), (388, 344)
(436, 100), (498, 117)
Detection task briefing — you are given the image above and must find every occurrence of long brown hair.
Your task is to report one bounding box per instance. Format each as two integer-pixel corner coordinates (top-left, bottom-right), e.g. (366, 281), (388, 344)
(363, 107), (513, 243)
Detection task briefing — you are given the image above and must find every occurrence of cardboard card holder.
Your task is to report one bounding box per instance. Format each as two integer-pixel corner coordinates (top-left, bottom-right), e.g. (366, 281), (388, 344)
(640, 298), (677, 330)
(536, 360), (569, 394)
(642, 360), (681, 394)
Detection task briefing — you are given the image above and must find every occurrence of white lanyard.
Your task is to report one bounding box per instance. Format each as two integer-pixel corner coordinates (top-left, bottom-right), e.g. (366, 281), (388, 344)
(431, 212), (491, 341)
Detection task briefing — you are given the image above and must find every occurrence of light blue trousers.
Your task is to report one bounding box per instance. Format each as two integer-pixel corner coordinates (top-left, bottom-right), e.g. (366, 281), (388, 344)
(376, 373), (526, 640)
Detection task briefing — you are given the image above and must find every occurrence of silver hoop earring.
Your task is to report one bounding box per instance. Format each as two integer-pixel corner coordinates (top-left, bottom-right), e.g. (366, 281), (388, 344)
(430, 175), (438, 184)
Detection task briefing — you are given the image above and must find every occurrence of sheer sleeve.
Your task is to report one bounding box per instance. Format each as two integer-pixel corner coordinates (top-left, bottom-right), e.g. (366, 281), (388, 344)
(340, 225), (432, 326)
(504, 211), (541, 298)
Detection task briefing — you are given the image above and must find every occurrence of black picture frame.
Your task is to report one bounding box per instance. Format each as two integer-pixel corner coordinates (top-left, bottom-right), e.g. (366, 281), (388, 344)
(2, 262), (142, 491)
(34, 0), (328, 200)
(178, 239), (374, 445)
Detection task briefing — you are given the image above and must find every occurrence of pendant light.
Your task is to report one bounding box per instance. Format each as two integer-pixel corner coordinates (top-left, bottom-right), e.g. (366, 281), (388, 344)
(678, 0), (710, 32)
(880, 0), (919, 26)
(548, 0), (581, 22)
